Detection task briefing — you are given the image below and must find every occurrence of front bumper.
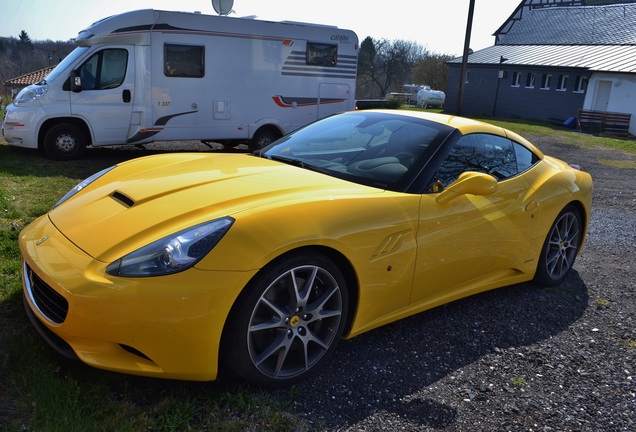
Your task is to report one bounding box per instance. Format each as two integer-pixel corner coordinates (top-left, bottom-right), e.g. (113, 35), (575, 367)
(20, 215), (257, 381)
(2, 104), (44, 149)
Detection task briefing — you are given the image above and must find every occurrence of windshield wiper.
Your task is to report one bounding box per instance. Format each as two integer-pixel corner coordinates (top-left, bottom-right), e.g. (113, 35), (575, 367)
(268, 155), (331, 175)
(269, 154), (306, 167)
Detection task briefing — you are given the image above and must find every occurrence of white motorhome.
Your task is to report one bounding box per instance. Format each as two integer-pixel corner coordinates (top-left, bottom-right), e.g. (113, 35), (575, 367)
(2, 9), (358, 159)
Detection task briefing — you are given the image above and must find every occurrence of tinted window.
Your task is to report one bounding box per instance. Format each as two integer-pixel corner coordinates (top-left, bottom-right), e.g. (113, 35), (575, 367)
(164, 44), (204, 77)
(434, 134), (538, 188)
(263, 111), (454, 190)
(306, 42), (337, 66)
(514, 141), (537, 173)
(78, 48), (128, 90)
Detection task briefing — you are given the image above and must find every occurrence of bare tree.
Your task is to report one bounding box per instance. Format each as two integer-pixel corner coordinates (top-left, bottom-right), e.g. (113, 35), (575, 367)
(356, 37), (379, 99)
(412, 53), (453, 91)
(356, 37), (428, 99)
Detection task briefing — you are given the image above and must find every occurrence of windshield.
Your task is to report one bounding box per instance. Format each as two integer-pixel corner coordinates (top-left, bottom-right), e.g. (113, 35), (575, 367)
(42, 46), (88, 84)
(262, 111), (454, 191)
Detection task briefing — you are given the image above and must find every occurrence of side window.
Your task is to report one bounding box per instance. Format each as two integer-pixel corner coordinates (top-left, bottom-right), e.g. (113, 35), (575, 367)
(306, 42), (337, 66)
(164, 44), (205, 77)
(78, 49), (128, 90)
(433, 134), (537, 189)
(513, 141), (539, 173)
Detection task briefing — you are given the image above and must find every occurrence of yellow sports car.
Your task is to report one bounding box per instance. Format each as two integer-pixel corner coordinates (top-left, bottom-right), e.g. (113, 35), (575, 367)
(20, 110), (593, 387)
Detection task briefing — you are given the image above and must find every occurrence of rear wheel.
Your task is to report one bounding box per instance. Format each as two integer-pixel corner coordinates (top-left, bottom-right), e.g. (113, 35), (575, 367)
(534, 204), (583, 286)
(249, 127), (280, 152)
(43, 124), (87, 160)
(224, 252), (348, 387)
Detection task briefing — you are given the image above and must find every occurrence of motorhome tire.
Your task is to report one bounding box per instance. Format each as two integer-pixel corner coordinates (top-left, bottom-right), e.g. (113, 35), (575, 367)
(44, 124), (87, 160)
(249, 127), (280, 151)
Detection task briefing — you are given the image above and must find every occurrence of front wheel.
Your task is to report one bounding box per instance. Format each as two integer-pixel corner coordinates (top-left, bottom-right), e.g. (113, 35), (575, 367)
(224, 252), (348, 387)
(534, 204), (583, 286)
(43, 124), (87, 160)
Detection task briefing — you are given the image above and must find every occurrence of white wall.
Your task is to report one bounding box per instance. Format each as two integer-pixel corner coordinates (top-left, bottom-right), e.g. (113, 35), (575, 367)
(585, 72), (636, 135)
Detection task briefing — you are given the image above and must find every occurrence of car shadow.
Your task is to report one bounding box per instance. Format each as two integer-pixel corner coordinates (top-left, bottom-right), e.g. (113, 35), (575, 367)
(6, 265), (588, 430)
(288, 270), (589, 429)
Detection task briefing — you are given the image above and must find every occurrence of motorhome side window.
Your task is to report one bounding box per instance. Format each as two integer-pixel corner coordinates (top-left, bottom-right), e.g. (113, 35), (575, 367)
(164, 44), (205, 77)
(306, 42), (337, 66)
(78, 49), (128, 90)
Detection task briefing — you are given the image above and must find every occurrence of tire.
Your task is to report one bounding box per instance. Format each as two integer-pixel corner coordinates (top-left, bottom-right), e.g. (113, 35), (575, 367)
(249, 127), (280, 152)
(43, 124), (87, 160)
(224, 252), (348, 387)
(534, 204), (583, 286)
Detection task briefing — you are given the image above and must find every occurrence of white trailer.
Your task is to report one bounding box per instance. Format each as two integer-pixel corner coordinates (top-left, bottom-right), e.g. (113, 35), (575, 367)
(2, 9), (358, 159)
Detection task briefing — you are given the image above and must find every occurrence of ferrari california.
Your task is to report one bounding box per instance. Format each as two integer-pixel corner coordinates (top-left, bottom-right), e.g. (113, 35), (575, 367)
(20, 110), (593, 387)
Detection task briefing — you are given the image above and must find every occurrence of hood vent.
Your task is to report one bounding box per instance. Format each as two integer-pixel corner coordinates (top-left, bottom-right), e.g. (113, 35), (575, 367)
(111, 191), (135, 208)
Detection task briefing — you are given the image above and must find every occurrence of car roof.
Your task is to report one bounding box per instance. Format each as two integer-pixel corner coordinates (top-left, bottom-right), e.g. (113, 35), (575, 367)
(363, 110), (544, 158)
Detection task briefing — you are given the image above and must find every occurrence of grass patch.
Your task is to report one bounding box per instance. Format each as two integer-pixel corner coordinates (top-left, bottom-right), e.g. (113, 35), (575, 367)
(595, 298), (612, 309)
(0, 142), (315, 431)
(598, 158), (636, 169)
(511, 377), (527, 387)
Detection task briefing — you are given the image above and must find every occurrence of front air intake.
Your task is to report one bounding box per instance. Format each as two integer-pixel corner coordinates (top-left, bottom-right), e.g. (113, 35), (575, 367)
(24, 263), (69, 324)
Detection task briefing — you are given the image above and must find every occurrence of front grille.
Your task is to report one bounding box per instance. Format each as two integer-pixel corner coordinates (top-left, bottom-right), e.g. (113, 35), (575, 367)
(24, 263), (69, 324)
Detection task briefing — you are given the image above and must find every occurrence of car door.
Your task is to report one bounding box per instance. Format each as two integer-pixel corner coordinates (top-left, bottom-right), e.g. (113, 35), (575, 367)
(70, 47), (134, 145)
(410, 133), (539, 304)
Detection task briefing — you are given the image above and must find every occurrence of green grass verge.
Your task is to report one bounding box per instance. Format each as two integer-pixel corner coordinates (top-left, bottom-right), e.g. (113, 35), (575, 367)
(0, 117), (634, 430)
(0, 144), (315, 431)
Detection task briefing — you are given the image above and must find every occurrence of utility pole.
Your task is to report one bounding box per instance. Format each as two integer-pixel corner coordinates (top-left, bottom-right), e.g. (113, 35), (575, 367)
(456, 0), (476, 116)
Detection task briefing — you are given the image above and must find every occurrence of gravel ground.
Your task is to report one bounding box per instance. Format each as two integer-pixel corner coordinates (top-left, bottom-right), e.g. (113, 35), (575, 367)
(111, 135), (635, 431)
(286, 136), (636, 432)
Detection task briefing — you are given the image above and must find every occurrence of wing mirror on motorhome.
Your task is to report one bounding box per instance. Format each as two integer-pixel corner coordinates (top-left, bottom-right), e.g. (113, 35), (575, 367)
(70, 70), (82, 93)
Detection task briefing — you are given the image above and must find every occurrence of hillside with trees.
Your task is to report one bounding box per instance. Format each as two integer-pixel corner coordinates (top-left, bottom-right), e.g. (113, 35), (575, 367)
(0, 31), (74, 96)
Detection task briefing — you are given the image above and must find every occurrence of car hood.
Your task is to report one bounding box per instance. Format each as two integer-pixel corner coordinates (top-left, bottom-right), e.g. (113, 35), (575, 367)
(49, 153), (378, 261)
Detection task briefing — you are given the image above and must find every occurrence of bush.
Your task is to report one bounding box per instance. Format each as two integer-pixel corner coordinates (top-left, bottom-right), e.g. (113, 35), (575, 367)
(385, 98), (402, 109)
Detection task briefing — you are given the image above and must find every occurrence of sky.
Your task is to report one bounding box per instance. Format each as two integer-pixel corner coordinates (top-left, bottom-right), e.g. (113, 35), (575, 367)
(1, 0), (518, 56)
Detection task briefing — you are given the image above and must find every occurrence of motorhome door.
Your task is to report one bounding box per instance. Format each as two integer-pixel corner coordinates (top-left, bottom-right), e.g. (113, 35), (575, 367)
(70, 47), (134, 145)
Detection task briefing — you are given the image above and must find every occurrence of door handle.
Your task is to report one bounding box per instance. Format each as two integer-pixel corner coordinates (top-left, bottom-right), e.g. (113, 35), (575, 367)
(122, 89), (131, 103)
(525, 199), (539, 212)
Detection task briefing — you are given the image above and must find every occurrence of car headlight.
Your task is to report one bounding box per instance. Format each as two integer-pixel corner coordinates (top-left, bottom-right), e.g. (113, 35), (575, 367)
(52, 166), (117, 210)
(14, 84), (49, 105)
(106, 217), (235, 277)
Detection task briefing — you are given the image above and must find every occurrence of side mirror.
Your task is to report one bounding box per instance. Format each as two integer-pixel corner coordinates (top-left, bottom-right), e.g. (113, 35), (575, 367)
(70, 70), (82, 93)
(436, 171), (498, 204)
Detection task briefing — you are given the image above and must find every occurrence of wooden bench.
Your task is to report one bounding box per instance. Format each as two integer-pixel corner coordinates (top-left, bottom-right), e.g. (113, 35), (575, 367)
(577, 109), (632, 136)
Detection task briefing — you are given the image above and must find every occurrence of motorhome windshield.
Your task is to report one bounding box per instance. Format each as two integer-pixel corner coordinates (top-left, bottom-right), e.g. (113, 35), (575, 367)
(44, 47), (89, 83)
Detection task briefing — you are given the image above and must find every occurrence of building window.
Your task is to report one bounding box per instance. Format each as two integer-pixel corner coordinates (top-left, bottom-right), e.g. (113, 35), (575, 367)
(526, 73), (536, 88)
(557, 74), (569, 91)
(511, 72), (521, 87)
(540, 73), (552, 90)
(574, 75), (588, 93)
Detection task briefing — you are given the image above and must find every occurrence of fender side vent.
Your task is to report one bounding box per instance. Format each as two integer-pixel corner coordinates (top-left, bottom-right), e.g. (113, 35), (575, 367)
(111, 191), (135, 208)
